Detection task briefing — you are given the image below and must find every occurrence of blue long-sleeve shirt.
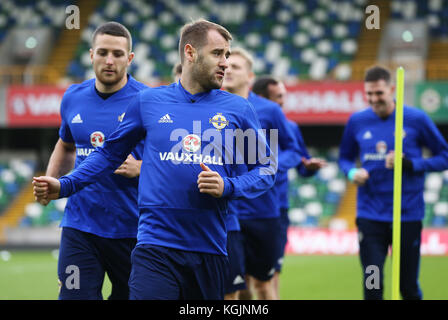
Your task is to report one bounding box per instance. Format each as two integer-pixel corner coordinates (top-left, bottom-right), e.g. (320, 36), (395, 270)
(231, 92), (301, 221)
(58, 75), (148, 238)
(338, 106), (448, 222)
(58, 82), (276, 255)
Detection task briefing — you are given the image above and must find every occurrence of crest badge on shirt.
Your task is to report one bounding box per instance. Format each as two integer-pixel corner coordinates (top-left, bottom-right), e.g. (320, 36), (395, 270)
(209, 113), (229, 131)
(394, 130), (407, 139)
(376, 141), (387, 155)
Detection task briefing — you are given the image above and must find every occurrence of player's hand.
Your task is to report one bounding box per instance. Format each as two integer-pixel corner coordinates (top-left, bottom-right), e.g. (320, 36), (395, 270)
(32, 176), (61, 204)
(385, 150), (404, 169)
(352, 168), (369, 186)
(114, 154), (142, 178)
(197, 163), (224, 198)
(302, 157), (327, 171)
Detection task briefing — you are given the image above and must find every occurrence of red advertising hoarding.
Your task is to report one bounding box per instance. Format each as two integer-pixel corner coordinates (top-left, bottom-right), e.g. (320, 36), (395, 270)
(284, 82), (368, 124)
(285, 227), (448, 255)
(5, 82), (368, 126)
(6, 85), (67, 127)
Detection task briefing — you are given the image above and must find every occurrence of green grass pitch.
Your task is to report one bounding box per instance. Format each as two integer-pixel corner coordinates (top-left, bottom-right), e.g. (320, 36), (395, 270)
(0, 250), (447, 300)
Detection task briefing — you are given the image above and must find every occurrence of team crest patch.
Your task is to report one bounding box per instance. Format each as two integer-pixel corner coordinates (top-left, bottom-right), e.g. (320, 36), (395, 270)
(209, 113), (229, 130)
(394, 130), (406, 139)
(376, 141), (387, 155)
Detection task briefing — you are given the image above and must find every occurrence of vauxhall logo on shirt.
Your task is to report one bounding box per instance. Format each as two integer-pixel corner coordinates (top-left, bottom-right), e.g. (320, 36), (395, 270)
(362, 130), (406, 161)
(158, 119), (278, 170)
(364, 140), (388, 161)
(159, 132), (224, 166)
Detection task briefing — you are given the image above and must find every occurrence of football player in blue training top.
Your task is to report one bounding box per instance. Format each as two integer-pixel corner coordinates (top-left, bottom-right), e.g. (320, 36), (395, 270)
(36, 22), (148, 300)
(33, 19), (276, 300)
(252, 75), (326, 299)
(338, 65), (448, 300)
(223, 48), (302, 300)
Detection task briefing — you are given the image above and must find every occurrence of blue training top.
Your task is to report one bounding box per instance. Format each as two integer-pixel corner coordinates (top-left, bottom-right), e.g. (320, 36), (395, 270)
(338, 105), (448, 222)
(230, 92), (301, 221)
(58, 82), (276, 256)
(59, 75), (148, 238)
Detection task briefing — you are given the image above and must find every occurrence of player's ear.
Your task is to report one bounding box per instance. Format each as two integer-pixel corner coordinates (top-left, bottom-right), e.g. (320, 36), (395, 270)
(127, 51), (135, 65)
(184, 44), (196, 63)
(248, 71), (255, 83)
(89, 48), (94, 63)
(390, 83), (396, 94)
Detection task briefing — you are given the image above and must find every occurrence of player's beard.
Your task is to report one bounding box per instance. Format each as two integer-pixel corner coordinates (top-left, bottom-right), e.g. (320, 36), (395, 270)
(191, 53), (223, 91)
(96, 68), (126, 89)
(371, 100), (393, 118)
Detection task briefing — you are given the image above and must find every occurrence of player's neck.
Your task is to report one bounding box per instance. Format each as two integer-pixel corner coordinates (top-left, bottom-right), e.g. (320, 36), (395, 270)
(179, 75), (206, 95)
(376, 102), (396, 119)
(227, 87), (249, 99)
(95, 76), (128, 94)
(384, 101), (396, 116)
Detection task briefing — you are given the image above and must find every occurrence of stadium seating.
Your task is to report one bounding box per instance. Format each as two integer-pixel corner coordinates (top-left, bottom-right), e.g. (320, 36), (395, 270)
(1, 0), (446, 83)
(0, 0), (72, 36)
(390, 0), (448, 38)
(0, 159), (36, 215)
(423, 170), (448, 227)
(287, 147), (346, 228)
(19, 198), (66, 227)
(65, 0), (366, 82)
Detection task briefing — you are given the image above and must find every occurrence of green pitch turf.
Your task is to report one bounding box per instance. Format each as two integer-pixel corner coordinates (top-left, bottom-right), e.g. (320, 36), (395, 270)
(0, 250), (447, 300)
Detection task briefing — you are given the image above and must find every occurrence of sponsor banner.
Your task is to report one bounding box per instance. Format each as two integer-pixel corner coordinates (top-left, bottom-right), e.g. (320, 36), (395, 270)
(283, 82), (367, 124)
(415, 82), (448, 123)
(6, 85), (67, 127)
(285, 227), (448, 255)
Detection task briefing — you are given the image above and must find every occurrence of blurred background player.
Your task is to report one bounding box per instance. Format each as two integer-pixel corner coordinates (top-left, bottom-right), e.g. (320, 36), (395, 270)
(252, 75), (326, 299)
(37, 22), (148, 299)
(338, 65), (448, 300)
(223, 47), (301, 300)
(34, 19), (276, 300)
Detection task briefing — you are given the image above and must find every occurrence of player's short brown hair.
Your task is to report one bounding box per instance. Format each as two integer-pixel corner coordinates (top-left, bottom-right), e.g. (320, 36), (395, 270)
(178, 19), (232, 64)
(92, 21), (132, 52)
(364, 65), (391, 84)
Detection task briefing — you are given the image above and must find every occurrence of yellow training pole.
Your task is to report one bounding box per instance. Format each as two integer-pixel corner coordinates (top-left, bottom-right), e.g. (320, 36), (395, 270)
(392, 67), (405, 300)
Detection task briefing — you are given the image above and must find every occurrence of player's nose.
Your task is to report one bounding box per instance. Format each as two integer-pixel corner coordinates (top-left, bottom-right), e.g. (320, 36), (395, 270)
(105, 53), (114, 65)
(219, 56), (228, 69)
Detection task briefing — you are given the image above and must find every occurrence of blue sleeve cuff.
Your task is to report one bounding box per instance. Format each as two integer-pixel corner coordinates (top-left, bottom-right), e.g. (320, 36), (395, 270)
(59, 176), (72, 198)
(410, 158), (424, 172)
(222, 177), (235, 198)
